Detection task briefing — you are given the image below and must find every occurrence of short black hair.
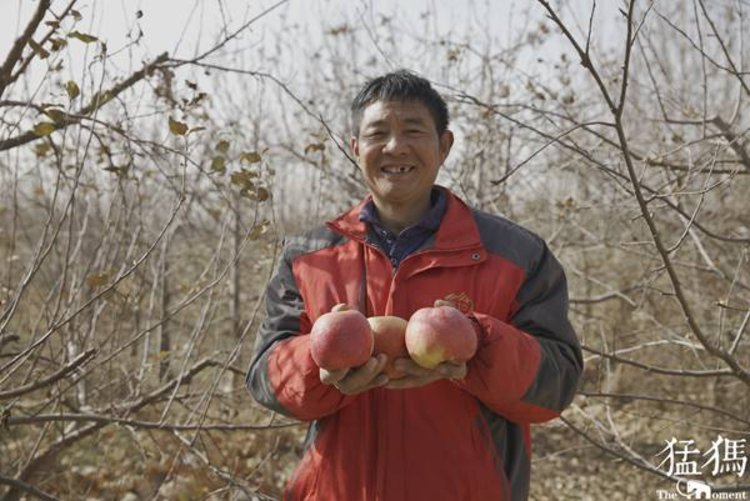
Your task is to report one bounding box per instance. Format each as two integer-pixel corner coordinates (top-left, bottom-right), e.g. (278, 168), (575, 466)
(350, 70), (449, 136)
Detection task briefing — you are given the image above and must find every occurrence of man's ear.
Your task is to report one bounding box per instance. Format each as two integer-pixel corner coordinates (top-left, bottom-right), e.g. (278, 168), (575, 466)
(350, 136), (359, 158)
(439, 130), (454, 164)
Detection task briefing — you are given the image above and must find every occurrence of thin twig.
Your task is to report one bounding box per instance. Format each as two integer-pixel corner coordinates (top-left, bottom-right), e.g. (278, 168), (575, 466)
(0, 349), (95, 400)
(579, 390), (750, 426)
(6, 413), (298, 431)
(581, 345), (734, 378)
(0, 474), (60, 501)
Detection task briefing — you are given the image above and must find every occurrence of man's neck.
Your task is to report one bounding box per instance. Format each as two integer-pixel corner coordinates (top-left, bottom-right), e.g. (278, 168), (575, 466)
(372, 195), (431, 235)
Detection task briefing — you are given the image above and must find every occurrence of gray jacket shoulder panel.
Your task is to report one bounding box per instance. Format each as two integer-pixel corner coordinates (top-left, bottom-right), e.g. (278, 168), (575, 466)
(471, 209), (545, 274)
(283, 224), (350, 262)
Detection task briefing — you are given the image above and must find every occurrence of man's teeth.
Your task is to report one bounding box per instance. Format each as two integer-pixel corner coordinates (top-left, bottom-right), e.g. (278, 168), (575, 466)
(382, 166), (414, 174)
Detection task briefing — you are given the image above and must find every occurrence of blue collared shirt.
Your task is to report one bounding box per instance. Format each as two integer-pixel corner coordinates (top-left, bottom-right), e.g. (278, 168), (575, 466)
(359, 188), (447, 269)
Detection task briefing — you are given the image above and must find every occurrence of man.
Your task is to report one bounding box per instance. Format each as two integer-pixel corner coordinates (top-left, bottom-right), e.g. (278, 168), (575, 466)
(247, 70), (582, 500)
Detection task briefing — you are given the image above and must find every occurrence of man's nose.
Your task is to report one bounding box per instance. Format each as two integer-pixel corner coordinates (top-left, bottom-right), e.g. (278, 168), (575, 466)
(382, 133), (408, 154)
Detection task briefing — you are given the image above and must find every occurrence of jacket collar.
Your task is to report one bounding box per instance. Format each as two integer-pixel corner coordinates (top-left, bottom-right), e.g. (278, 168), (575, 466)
(327, 185), (483, 251)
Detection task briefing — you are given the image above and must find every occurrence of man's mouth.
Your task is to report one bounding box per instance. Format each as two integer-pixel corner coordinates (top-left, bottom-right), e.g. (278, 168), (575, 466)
(380, 165), (415, 175)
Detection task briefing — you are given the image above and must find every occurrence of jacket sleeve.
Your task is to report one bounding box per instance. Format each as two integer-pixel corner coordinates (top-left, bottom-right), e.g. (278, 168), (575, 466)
(246, 240), (355, 421)
(455, 242), (582, 424)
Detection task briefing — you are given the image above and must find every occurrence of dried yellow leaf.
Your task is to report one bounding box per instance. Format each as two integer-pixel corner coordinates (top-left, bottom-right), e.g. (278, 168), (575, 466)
(168, 116), (188, 136)
(33, 122), (56, 136)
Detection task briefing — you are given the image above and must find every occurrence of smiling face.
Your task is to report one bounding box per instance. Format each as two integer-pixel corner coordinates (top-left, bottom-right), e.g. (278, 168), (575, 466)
(350, 99), (453, 213)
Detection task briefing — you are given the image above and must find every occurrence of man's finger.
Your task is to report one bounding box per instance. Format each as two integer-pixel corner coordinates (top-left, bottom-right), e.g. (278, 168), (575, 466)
(385, 360), (468, 389)
(438, 362), (467, 380)
(393, 358), (434, 377)
(320, 367), (349, 385)
(334, 354), (388, 394)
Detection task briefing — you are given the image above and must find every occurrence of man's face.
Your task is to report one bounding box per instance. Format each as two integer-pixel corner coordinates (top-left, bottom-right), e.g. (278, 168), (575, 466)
(350, 100), (453, 209)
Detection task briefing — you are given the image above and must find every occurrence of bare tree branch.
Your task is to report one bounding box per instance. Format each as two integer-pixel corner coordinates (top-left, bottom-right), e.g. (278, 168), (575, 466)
(0, 348), (95, 400)
(581, 345), (736, 378)
(0, 474), (60, 501)
(538, 0), (750, 385)
(0, 52), (169, 152)
(6, 412), (298, 431)
(0, 0), (51, 98)
(696, 0), (750, 97)
(579, 390), (750, 426)
(711, 117), (750, 171)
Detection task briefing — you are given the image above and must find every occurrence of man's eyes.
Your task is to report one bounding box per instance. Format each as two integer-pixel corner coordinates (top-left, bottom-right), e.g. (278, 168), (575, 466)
(364, 129), (426, 138)
(365, 130), (386, 137)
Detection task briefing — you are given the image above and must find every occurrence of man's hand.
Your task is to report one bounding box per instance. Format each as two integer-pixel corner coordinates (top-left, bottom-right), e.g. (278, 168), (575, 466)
(319, 353), (389, 395)
(384, 358), (467, 389)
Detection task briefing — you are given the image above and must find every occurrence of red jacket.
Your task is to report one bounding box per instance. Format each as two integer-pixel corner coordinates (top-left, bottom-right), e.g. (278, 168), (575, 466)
(248, 188), (582, 500)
